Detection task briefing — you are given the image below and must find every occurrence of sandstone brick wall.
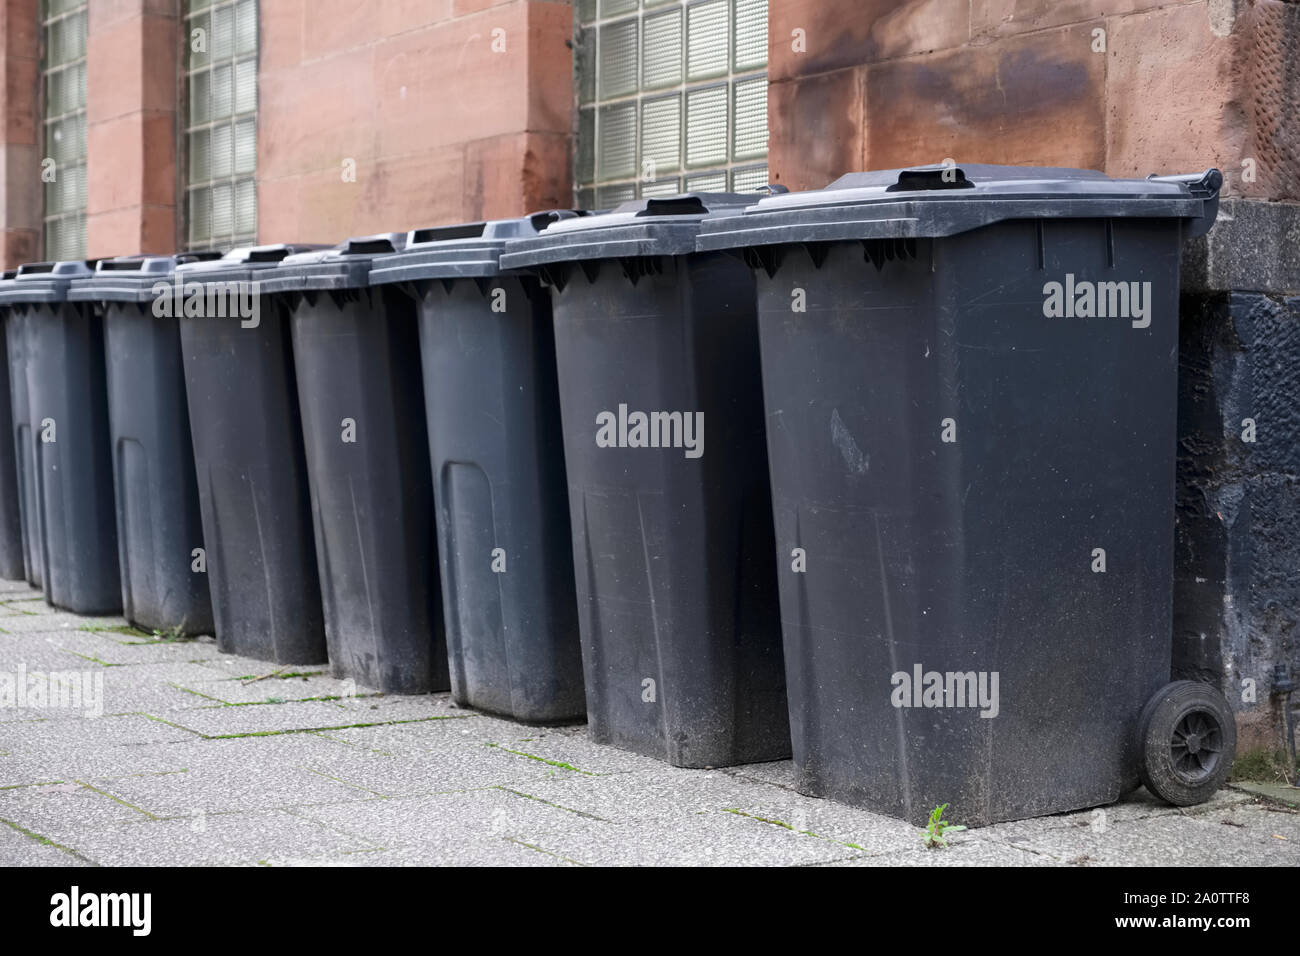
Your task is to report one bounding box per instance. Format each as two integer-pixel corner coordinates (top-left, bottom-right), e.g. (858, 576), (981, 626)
(1, 0), (1296, 259)
(86, 0), (181, 259)
(3, 0), (1296, 258)
(0, 0), (574, 264)
(0, 0), (39, 267)
(256, 0), (574, 244)
(766, 0), (1300, 199)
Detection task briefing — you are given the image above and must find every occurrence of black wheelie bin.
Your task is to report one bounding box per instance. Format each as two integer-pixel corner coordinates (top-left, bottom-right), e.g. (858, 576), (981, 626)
(696, 163), (1231, 824)
(175, 245), (328, 664)
(0, 261), (120, 613)
(258, 235), (449, 694)
(3, 271), (42, 587)
(0, 271), (29, 581)
(69, 254), (220, 634)
(500, 194), (789, 767)
(370, 214), (585, 720)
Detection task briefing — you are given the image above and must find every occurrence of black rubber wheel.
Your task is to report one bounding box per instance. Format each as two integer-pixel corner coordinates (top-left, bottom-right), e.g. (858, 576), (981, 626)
(1137, 681), (1236, 806)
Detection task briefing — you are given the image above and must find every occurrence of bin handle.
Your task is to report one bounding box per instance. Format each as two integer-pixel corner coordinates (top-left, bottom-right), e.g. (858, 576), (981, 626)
(98, 257), (148, 272)
(247, 246), (293, 263)
(636, 195), (709, 217)
(411, 222), (488, 244)
(16, 261), (57, 276)
(177, 250), (224, 265)
(1146, 168), (1223, 200)
(342, 236), (399, 255)
(529, 209), (585, 231)
(886, 167), (975, 192)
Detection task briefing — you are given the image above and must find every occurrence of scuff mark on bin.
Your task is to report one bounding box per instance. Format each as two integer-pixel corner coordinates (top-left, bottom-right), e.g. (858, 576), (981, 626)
(875, 513), (912, 820)
(831, 408), (870, 475)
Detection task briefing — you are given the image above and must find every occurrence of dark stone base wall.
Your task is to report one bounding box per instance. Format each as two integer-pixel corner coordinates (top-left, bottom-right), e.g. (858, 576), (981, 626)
(1176, 289), (1300, 752)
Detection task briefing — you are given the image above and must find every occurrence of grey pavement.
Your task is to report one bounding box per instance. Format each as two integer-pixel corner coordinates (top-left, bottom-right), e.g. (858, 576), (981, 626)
(0, 581), (1296, 867)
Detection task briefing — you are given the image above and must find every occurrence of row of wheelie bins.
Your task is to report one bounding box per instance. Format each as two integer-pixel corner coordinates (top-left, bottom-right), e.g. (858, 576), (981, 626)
(0, 163), (1236, 825)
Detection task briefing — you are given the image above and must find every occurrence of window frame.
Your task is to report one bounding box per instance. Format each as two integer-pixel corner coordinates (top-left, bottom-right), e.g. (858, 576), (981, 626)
(180, 0), (260, 252)
(573, 0), (769, 208)
(39, 0), (89, 262)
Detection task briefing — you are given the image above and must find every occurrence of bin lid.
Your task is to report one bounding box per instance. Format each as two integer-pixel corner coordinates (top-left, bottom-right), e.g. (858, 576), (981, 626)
(173, 243), (330, 286)
(370, 211), (587, 283)
(0, 260), (97, 305)
(498, 193), (764, 270)
(68, 251), (224, 304)
(695, 165), (1224, 251)
(256, 233), (409, 294)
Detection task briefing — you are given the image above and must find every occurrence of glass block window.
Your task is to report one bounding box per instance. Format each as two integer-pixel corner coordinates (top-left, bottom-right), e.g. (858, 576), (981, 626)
(184, 0), (258, 249)
(574, 0), (768, 207)
(41, 0), (88, 261)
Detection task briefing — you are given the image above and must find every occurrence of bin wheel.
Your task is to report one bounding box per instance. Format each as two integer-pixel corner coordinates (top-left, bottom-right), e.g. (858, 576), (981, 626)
(1137, 681), (1236, 807)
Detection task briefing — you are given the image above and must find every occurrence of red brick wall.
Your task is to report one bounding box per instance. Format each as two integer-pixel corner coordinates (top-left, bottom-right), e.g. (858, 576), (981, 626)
(86, 0), (181, 259)
(3, 0), (1296, 266)
(0, 0), (39, 267)
(767, 0), (1299, 200)
(256, 0), (575, 244)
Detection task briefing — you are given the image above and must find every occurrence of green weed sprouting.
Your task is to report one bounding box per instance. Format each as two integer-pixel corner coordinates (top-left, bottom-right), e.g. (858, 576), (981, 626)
(923, 803), (966, 848)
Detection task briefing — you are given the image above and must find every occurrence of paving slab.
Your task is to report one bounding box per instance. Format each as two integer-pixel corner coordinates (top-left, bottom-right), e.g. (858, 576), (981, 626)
(149, 699), (458, 739)
(0, 664), (223, 720)
(294, 737), (572, 795)
(195, 656), (319, 680)
(0, 633), (97, 670)
(1232, 781), (1300, 808)
(252, 837), (576, 867)
(706, 792), (925, 853)
(0, 713), (198, 755)
(332, 693), (471, 721)
(512, 766), (807, 825)
(0, 743), (197, 786)
(825, 840), (1057, 866)
(0, 838), (84, 866)
(56, 809), (379, 866)
(1202, 801), (1300, 843)
(466, 726), (669, 777)
(524, 810), (859, 867)
(317, 715), (513, 755)
(44, 736), (337, 788)
(58, 633), (223, 667)
(723, 760), (799, 791)
(0, 780), (153, 846)
(291, 787), (601, 847)
(983, 787), (1257, 846)
(1, 614), (118, 635)
(91, 762), (374, 818)
(180, 672), (365, 706)
(988, 809), (1300, 866)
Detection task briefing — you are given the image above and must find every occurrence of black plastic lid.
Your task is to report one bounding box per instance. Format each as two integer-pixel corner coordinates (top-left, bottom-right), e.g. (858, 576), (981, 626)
(256, 233), (409, 293)
(499, 193), (762, 270)
(370, 211), (586, 283)
(695, 164), (1223, 251)
(0, 260), (97, 305)
(68, 251), (224, 303)
(173, 243), (331, 285)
